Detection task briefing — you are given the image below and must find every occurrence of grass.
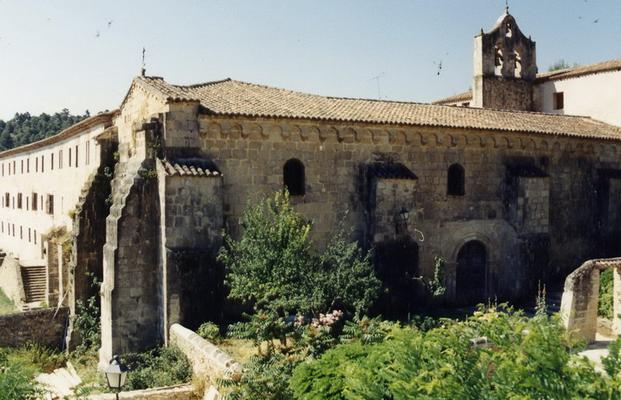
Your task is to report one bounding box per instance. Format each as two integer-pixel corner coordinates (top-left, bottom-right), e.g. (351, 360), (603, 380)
(0, 288), (16, 315)
(218, 339), (257, 364)
(1, 344), (67, 375)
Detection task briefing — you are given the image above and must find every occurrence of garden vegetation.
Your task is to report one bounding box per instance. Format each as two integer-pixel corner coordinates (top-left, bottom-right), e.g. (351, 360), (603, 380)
(215, 191), (621, 400)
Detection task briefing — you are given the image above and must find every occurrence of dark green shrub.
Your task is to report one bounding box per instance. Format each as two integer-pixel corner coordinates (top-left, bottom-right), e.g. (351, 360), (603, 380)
(197, 322), (221, 343)
(73, 274), (101, 354)
(220, 353), (298, 400)
(290, 307), (617, 400)
(122, 346), (191, 391)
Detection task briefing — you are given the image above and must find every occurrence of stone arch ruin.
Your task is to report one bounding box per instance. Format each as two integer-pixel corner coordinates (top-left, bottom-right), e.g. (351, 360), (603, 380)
(560, 258), (621, 342)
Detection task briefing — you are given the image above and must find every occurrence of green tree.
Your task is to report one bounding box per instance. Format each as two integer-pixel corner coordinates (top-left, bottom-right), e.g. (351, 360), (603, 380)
(0, 110), (90, 151)
(219, 191), (379, 322)
(548, 59), (580, 72)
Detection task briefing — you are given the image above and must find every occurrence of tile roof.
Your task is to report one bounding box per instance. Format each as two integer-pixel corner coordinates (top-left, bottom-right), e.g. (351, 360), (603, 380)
(158, 158), (220, 177)
(536, 59), (621, 82)
(136, 76), (621, 141)
(367, 162), (418, 180)
(432, 90), (472, 105)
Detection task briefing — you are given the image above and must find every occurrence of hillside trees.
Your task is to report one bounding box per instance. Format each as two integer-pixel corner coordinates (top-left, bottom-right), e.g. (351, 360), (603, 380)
(0, 109), (90, 151)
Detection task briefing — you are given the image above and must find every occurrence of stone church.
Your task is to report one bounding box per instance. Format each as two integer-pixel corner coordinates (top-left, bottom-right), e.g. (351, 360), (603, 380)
(0, 9), (620, 363)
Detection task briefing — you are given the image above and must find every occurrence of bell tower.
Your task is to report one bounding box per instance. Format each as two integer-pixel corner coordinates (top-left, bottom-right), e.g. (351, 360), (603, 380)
(472, 7), (537, 110)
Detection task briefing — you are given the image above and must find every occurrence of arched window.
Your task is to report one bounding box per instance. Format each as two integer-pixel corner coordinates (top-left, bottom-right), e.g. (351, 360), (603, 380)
(283, 159), (305, 196)
(447, 163), (465, 196)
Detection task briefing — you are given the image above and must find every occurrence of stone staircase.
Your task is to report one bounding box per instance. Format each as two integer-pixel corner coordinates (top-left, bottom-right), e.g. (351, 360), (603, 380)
(108, 159), (145, 221)
(21, 265), (47, 304)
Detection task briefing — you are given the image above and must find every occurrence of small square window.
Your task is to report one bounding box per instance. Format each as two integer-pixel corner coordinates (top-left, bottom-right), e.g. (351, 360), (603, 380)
(553, 92), (564, 110)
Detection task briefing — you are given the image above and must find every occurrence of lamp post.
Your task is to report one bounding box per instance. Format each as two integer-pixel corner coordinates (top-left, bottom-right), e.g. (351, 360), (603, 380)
(104, 355), (128, 400)
(396, 207), (410, 235)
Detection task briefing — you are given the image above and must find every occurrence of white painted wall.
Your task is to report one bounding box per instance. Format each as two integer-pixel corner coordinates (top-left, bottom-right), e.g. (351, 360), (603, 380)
(537, 70), (621, 127)
(0, 124), (107, 264)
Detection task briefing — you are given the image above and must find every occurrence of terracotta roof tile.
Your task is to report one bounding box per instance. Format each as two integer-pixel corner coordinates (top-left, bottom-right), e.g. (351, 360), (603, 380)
(536, 59), (621, 82)
(432, 90), (472, 105)
(158, 158), (220, 177)
(137, 76), (621, 141)
(367, 163), (417, 180)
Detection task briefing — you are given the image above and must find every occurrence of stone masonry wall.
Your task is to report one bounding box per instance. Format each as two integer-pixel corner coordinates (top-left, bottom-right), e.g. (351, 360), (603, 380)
(198, 115), (621, 299)
(560, 258), (621, 342)
(169, 324), (240, 390)
(0, 307), (69, 349)
(481, 77), (533, 111)
(158, 171), (224, 336)
(88, 385), (196, 400)
(372, 179), (417, 243)
(0, 254), (26, 307)
(518, 176), (550, 234)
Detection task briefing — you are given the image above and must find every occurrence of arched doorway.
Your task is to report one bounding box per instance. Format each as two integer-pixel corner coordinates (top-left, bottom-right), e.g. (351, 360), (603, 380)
(456, 240), (487, 305)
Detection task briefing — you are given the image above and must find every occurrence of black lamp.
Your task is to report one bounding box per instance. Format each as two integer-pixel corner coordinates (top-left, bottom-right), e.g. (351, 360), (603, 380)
(104, 355), (128, 399)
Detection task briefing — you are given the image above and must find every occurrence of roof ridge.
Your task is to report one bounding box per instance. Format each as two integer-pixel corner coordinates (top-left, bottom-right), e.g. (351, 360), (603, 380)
(172, 78), (233, 89)
(149, 76), (604, 121)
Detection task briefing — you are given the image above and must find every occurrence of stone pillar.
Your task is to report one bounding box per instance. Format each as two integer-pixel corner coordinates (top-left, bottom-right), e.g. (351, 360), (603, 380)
(560, 264), (600, 342)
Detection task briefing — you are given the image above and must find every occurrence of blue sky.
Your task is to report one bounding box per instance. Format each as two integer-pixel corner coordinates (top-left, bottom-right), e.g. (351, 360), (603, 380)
(0, 0), (619, 119)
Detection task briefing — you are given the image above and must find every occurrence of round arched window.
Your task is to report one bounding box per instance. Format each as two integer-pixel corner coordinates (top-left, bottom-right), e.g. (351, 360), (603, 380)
(283, 159), (305, 196)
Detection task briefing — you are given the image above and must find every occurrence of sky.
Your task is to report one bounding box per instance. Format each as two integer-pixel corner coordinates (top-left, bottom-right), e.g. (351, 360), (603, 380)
(0, 0), (619, 120)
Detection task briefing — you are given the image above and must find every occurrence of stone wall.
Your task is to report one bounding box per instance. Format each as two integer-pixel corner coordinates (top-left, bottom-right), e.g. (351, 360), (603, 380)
(0, 254), (25, 307)
(158, 171), (224, 334)
(560, 258), (621, 342)
(479, 77), (533, 111)
(371, 178), (417, 243)
(100, 156), (161, 362)
(197, 114), (621, 302)
(0, 307), (69, 349)
(88, 384), (196, 400)
(169, 324), (239, 397)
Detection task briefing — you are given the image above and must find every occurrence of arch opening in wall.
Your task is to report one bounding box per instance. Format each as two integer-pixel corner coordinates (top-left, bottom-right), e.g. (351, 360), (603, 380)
(447, 163), (465, 196)
(514, 50), (523, 78)
(456, 240), (487, 305)
(283, 158), (305, 196)
(494, 46), (504, 76)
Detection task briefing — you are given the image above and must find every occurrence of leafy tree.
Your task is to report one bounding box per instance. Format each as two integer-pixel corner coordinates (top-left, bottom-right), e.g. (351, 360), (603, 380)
(218, 191), (380, 399)
(548, 59), (580, 72)
(219, 191), (379, 327)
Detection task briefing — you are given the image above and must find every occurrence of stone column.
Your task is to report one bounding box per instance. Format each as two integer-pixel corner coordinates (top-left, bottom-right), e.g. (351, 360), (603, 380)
(560, 265), (599, 342)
